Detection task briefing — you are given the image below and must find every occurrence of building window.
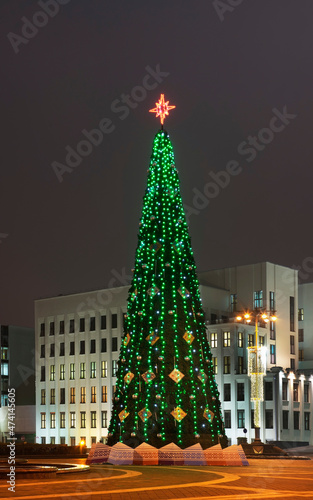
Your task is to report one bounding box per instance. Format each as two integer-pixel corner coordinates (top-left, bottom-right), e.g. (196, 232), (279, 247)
(101, 338), (107, 353)
(50, 344), (55, 357)
(41, 413), (46, 429)
(50, 437), (56, 445)
(59, 342), (65, 356)
(282, 410), (289, 429)
(50, 412), (56, 429)
(112, 337), (118, 351)
(60, 388), (65, 404)
(210, 332), (217, 348)
(212, 357), (217, 375)
(41, 437), (46, 444)
(40, 366), (45, 382)
(50, 365), (55, 381)
(49, 322), (55, 336)
(101, 361), (108, 378)
(223, 356), (231, 374)
(224, 383), (231, 401)
(90, 339), (96, 354)
(290, 297), (295, 332)
(112, 314), (117, 328)
(290, 335), (295, 355)
(102, 386), (108, 403)
(270, 321), (276, 340)
(80, 412), (86, 429)
(112, 360), (118, 377)
(211, 313), (217, 324)
(237, 356), (244, 374)
(282, 380), (288, 401)
(251, 409), (255, 428)
(59, 320), (64, 335)
(40, 345), (45, 358)
(304, 412), (310, 431)
(298, 308), (304, 321)
(270, 344), (276, 364)
(293, 382), (299, 402)
(90, 317), (96, 331)
(50, 388), (55, 405)
(40, 323), (45, 337)
(70, 342), (75, 355)
(80, 362), (86, 379)
(238, 332), (243, 348)
(91, 386), (96, 403)
(237, 410), (245, 428)
(70, 363), (75, 380)
(90, 361), (96, 378)
(223, 331), (230, 347)
(60, 437), (65, 444)
(70, 437), (76, 446)
(265, 409), (273, 429)
(230, 293), (237, 313)
(80, 341), (85, 355)
(60, 412), (65, 428)
(91, 411), (97, 428)
(259, 336), (265, 346)
(70, 412), (76, 428)
(60, 364), (65, 380)
(269, 291), (275, 313)
(254, 290), (263, 309)
(70, 387), (75, 404)
(304, 384), (309, 403)
(41, 389), (46, 405)
(80, 387), (86, 404)
(265, 381), (273, 400)
(101, 410), (108, 428)
(299, 329), (304, 342)
(224, 410), (231, 428)
(69, 319), (75, 333)
(237, 383), (245, 401)
(112, 385), (116, 397)
(101, 315), (107, 330)
(80, 318), (85, 332)
(248, 334), (254, 347)
(290, 358), (295, 371)
(294, 411), (300, 430)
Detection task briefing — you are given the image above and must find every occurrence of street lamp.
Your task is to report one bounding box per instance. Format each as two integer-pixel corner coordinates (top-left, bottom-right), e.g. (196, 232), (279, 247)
(80, 439), (85, 455)
(236, 310), (277, 443)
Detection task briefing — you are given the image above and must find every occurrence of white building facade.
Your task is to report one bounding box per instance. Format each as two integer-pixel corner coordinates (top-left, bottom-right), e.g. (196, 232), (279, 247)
(35, 262), (313, 447)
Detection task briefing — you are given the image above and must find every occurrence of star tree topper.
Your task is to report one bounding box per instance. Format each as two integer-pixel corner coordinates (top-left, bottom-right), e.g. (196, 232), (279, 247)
(149, 94), (176, 125)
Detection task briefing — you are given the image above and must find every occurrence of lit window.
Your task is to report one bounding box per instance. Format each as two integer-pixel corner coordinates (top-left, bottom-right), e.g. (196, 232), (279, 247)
(70, 412), (76, 428)
(80, 412), (86, 429)
(41, 413), (46, 429)
(238, 356), (244, 374)
(80, 387), (86, 404)
(90, 361), (96, 378)
(210, 333), (217, 348)
(223, 356), (231, 374)
(248, 334), (254, 347)
(101, 410), (108, 428)
(70, 387), (75, 404)
(112, 360), (118, 377)
(91, 386), (96, 403)
(50, 365), (55, 381)
(60, 412), (66, 428)
(223, 331), (230, 347)
(102, 386), (107, 403)
(238, 332), (243, 348)
(60, 364), (65, 380)
(298, 308), (304, 322)
(50, 388), (55, 405)
(101, 361), (108, 378)
(41, 389), (46, 405)
(50, 412), (56, 429)
(80, 362), (86, 379)
(70, 363), (75, 380)
(91, 411), (97, 428)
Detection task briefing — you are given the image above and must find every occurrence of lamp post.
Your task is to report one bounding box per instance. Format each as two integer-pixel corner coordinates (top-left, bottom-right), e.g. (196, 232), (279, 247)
(236, 310), (277, 443)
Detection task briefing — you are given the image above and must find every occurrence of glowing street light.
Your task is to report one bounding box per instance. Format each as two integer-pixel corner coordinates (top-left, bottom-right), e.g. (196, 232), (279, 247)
(236, 310), (277, 443)
(80, 439), (85, 455)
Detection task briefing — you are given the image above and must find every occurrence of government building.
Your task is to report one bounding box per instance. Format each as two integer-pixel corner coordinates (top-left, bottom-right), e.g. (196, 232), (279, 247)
(34, 262), (313, 447)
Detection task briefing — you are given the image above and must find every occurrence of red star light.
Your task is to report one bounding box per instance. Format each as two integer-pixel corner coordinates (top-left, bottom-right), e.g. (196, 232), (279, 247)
(149, 94), (176, 125)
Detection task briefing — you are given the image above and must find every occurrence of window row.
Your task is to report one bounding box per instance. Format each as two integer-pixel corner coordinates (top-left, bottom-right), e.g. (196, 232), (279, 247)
(40, 338), (118, 358)
(282, 380), (310, 403)
(40, 410), (108, 429)
(230, 291), (276, 313)
(224, 409), (275, 429)
(223, 381), (274, 402)
(282, 410), (310, 430)
(40, 360), (119, 381)
(40, 313), (121, 337)
(210, 332), (267, 349)
(41, 385), (112, 405)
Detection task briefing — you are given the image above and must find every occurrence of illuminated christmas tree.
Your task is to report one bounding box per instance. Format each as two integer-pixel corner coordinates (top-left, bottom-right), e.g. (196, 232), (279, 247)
(108, 95), (226, 449)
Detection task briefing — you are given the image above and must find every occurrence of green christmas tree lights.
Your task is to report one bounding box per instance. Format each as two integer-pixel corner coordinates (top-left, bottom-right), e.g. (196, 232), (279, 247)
(108, 95), (226, 449)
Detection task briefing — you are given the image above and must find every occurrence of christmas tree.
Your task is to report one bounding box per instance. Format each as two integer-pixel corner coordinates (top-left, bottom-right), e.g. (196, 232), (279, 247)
(108, 95), (226, 449)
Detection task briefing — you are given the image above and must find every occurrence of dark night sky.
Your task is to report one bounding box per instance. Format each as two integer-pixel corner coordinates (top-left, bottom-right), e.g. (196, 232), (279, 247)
(2, 1), (313, 327)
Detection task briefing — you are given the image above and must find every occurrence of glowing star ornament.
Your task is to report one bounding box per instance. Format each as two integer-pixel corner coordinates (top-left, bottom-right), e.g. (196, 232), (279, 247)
(149, 94), (176, 125)
(183, 330), (195, 345)
(169, 368), (185, 383)
(141, 370), (156, 384)
(124, 372), (134, 385)
(118, 409), (129, 422)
